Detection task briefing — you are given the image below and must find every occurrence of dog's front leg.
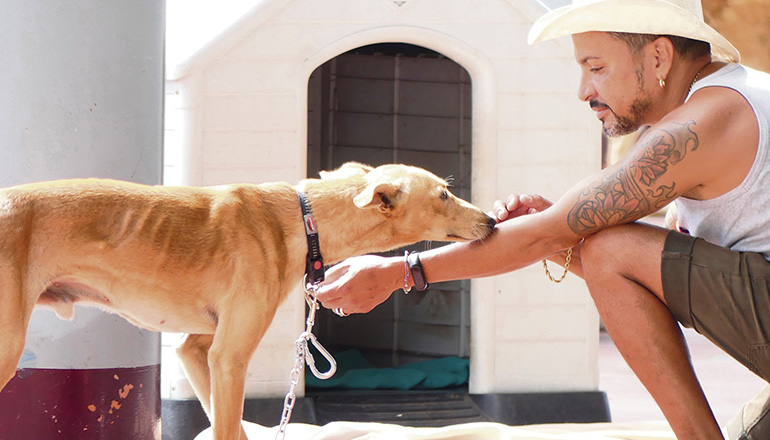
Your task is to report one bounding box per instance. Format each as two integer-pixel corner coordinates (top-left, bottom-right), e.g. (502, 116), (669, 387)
(178, 333), (249, 440)
(207, 308), (272, 440)
(177, 334), (215, 417)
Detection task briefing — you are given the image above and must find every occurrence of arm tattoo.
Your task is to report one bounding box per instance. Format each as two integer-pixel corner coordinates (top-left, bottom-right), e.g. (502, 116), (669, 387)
(568, 121), (698, 235)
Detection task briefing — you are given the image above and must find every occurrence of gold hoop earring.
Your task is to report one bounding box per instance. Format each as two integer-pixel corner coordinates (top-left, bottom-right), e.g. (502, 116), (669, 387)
(659, 78), (666, 88)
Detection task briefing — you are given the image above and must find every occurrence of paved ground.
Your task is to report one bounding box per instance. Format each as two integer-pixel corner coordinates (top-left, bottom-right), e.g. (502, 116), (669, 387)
(599, 327), (767, 427)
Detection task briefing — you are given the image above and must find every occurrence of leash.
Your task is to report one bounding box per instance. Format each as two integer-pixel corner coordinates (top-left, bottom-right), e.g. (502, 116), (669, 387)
(275, 191), (339, 440)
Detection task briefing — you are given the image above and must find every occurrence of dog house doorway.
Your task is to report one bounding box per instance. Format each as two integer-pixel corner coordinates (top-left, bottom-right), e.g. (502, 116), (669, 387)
(306, 43), (474, 383)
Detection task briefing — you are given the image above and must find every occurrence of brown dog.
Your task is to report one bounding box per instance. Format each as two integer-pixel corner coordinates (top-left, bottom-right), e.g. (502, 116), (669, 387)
(0, 162), (495, 440)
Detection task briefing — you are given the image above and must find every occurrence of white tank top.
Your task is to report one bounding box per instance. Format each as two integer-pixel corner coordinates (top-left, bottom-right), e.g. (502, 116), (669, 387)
(675, 63), (770, 259)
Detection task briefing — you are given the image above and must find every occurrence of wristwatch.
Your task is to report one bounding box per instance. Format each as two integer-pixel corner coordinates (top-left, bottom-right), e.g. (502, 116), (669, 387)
(407, 251), (429, 291)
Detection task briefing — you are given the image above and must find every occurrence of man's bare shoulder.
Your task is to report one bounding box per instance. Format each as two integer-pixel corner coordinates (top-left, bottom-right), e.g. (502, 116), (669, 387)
(672, 84), (754, 131)
(663, 85), (759, 200)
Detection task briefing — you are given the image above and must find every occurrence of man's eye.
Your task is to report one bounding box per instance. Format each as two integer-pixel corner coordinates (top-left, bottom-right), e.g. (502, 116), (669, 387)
(590, 67), (603, 73)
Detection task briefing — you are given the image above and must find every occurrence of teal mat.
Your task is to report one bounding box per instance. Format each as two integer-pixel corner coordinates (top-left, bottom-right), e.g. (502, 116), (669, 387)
(305, 349), (469, 390)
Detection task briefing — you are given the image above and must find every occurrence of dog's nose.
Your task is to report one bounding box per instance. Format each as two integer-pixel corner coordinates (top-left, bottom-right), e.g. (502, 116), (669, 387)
(485, 214), (497, 232)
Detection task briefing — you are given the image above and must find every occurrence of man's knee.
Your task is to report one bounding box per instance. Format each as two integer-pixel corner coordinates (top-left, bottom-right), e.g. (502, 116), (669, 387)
(580, 226), (632, 273)
(580, 224), (669, 297)
(582, 228), (620, 260)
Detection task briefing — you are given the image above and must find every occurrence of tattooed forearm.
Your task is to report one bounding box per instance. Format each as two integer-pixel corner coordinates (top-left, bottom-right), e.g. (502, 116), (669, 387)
(567, 121), (698, 235)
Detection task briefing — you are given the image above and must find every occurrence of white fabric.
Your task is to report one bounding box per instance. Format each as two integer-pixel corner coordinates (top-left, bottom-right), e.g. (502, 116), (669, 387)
(195, 421), (676, 440)
(725, 384), (770, 440)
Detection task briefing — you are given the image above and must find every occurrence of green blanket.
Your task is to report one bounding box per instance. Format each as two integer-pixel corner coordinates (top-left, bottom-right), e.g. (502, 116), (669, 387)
(305, 349), (469, 390)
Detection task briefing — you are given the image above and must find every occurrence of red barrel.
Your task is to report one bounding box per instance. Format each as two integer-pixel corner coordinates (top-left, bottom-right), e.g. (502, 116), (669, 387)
(0, 310), (162, 440)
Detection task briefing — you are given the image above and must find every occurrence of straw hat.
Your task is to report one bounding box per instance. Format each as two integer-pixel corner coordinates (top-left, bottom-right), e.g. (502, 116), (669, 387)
(527, 0), (740, 63)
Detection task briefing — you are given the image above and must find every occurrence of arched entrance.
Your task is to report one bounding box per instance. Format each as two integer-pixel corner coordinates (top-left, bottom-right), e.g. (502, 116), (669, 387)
(307, 42), (473, 376)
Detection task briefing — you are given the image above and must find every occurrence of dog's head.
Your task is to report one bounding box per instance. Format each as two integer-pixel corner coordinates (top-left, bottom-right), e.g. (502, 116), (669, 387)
(324, 162), (495, 244)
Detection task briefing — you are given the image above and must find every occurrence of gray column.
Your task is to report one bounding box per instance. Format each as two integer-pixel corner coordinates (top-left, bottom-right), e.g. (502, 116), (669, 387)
(0, 1), (164, 438)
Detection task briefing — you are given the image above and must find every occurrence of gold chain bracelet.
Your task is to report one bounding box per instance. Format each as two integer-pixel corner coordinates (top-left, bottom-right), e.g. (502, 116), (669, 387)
(543, 247), (572, 283)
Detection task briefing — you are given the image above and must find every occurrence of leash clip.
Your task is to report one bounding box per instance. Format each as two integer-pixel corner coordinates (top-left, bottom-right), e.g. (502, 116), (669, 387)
(301, 278), (337, 380)
(303, 332), (337, 380)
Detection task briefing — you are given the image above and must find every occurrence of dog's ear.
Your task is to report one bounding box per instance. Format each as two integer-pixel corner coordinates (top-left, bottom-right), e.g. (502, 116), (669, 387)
(320, 162), (373, 180)
(353, 181), (401, 211)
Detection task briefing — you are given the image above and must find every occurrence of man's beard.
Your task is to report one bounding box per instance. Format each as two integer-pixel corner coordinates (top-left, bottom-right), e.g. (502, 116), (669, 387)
(597, 66), (652, 137)
(607, 97), (652, 137)
(592, 97), (652, 137)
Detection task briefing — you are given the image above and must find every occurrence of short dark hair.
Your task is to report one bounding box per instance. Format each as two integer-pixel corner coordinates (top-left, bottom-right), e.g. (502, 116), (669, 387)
(609, 32), (710, 60)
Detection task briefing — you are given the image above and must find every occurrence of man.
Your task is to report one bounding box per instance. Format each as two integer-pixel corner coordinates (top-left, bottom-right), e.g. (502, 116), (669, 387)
(315, 1), (770, 438)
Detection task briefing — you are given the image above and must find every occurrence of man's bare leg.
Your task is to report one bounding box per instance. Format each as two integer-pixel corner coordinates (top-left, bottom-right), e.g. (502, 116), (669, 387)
(580, 223), (723, 439)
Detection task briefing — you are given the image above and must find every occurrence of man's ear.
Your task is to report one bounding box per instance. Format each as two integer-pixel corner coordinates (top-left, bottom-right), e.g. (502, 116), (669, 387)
(353, 181), (401, 210)
(651, 36), (674, 81)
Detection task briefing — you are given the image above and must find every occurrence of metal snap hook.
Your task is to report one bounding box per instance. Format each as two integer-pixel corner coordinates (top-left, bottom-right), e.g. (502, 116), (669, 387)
(304, 332), (337, 380)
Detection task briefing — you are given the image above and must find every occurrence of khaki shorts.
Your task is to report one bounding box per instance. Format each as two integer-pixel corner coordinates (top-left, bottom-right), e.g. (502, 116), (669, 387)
(662, 230), (770, 382)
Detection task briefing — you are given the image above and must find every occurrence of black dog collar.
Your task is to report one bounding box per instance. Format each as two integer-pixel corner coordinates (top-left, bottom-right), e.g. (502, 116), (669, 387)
(297, 189), (325, 285)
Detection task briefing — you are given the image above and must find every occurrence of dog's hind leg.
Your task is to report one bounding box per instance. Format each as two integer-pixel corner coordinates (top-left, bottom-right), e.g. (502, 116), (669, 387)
(0, 321), (27, 392)
(0, 277), (33, 392)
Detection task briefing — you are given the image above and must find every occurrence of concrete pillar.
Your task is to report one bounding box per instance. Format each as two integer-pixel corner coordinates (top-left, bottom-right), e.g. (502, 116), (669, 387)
(0, 0), (164, 438)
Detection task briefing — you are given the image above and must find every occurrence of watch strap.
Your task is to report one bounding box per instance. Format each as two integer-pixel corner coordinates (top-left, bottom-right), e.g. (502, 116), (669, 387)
(407, 251), (429, 291)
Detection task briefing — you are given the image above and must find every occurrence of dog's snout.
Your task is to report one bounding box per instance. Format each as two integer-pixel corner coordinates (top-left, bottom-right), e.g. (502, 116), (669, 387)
(483, 214), (497, 234)
(485, 214), (497, 231)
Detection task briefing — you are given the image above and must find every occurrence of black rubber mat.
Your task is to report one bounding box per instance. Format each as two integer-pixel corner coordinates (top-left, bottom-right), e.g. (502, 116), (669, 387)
(312, 390), (490, 427)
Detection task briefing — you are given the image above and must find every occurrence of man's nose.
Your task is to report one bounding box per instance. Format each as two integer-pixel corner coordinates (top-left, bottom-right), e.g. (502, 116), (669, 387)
(577, 72), (595, 102)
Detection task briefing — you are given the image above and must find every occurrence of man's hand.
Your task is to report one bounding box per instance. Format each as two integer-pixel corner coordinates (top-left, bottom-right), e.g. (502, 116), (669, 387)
(315, 254), (402, 315)
(491, 194), (553, 222)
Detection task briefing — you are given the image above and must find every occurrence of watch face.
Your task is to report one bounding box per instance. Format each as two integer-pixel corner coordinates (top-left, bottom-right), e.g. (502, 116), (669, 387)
(408, 252), (428, 291)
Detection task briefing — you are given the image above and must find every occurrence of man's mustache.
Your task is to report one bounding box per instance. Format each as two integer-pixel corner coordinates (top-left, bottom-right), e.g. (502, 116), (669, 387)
(590, 99), (611, 111)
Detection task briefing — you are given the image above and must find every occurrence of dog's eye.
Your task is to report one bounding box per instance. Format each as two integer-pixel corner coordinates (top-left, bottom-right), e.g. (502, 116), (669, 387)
(440, 190), (448, 201)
